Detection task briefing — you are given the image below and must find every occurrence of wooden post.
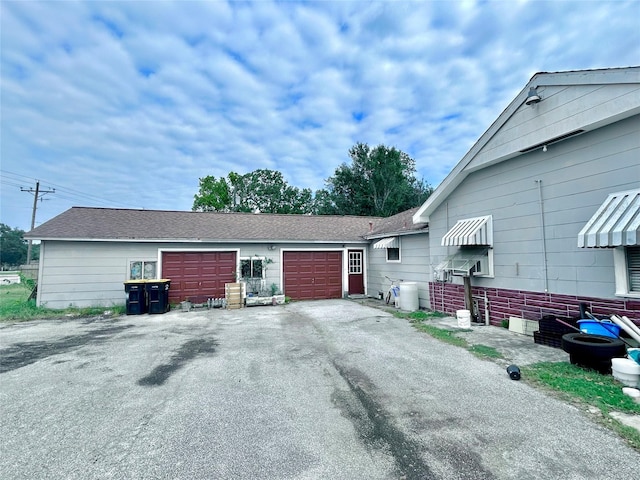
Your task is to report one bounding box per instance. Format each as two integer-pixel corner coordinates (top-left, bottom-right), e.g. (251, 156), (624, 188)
(463, 275), (474, 319)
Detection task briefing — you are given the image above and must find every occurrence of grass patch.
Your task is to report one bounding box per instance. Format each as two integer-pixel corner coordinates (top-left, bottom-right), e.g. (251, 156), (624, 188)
(524, 362), (640, 414)
(393, 309), (446, 322)
(469, 344), (504, 359)
(396, 310), (500, 357)
(412, 322), (469, 348)
(524, 361), (640, 450)
(0, 282), (125, 322)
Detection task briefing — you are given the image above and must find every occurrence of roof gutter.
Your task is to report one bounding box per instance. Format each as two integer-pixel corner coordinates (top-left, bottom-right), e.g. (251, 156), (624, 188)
(365, 228), (429, 241)
(26, 237), (371, 244)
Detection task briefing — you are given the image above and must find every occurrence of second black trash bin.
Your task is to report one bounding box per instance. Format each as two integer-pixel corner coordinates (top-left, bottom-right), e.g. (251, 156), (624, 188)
(124, 280), (147, 315)
(145, 279), (171, 314)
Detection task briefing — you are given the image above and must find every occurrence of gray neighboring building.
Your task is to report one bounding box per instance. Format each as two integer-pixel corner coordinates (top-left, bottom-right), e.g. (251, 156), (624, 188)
(414, 67), (640, 325)
(25, 208), (382, 309)
(25, 67), (639, 324)
(365, 207), (430, 308)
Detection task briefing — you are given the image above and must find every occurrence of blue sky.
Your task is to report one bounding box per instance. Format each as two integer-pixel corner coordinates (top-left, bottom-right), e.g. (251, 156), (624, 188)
(1, 0), (639, 231)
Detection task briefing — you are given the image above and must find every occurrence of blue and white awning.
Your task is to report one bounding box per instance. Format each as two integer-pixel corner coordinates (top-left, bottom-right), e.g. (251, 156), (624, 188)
(578, 189), (640, 248)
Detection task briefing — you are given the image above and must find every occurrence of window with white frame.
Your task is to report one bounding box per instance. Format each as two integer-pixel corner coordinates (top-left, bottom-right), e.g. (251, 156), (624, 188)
(372, 237), (401, 263)
(614, 246), (640, 297)
(437, 247), (493, 277)
(241, 257), (265, 293)
(386, 247), (400, 262)
(129, 260), (157, 280)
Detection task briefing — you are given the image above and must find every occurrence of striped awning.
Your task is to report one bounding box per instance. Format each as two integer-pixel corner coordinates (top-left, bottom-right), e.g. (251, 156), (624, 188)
(373, 237), (398, 249)
(578, 189), (640, 248)
(442, 215), (492, 246)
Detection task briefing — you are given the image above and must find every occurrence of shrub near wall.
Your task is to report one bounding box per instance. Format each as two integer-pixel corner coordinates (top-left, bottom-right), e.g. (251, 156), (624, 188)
(429, 282), (640, 326)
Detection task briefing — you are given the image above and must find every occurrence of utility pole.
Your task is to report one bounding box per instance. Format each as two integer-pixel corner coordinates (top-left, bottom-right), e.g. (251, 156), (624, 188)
(21, 181), (55, 264)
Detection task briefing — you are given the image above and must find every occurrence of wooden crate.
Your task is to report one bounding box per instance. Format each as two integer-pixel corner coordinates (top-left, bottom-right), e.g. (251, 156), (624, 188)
(225, 282), (245, 309)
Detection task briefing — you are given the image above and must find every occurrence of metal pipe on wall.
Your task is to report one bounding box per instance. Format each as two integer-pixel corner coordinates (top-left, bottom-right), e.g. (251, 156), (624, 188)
(484, 292), (490, 326)
(535, 180), (549, 292)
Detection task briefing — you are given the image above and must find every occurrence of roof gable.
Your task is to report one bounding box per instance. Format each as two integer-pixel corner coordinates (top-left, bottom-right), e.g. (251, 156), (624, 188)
(414, 67), (640, 223)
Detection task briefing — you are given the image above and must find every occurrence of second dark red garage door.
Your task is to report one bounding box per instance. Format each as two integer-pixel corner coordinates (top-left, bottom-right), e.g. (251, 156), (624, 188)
(283, 251), (343, 300)
(162, 251), (236, 304)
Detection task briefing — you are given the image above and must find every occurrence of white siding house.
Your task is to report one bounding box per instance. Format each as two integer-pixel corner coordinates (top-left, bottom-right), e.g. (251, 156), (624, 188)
(26, 208), (379, 309)
(414, 67), (640, 326)
(365, 207), (430, 308)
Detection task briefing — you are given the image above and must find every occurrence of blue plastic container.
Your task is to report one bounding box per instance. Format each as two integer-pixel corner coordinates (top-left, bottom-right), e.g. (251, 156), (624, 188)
(577, 320), (621, 338)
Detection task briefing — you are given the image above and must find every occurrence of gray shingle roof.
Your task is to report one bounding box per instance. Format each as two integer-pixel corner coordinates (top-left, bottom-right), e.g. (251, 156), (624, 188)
(25, 207), (386, 243)
(366, 207), (428, 237)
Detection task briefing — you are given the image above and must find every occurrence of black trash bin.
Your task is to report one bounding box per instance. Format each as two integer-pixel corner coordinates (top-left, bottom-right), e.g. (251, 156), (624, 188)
(124, 280), (147, 315)
(145, 279), (171, 314)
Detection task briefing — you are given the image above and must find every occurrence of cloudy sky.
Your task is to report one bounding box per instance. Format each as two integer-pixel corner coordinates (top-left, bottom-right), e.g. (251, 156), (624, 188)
(1, 0), (639, 232)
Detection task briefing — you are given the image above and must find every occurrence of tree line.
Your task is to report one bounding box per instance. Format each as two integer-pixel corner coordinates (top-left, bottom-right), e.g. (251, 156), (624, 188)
(192, 143), (432, 217)
(0, 224), (38, 268)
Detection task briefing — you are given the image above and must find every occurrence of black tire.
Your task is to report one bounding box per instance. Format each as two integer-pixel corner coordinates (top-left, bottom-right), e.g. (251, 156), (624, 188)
(385, 291), (391, 304)
(568, 354), (613, 374)
(561, 333), (626, 359)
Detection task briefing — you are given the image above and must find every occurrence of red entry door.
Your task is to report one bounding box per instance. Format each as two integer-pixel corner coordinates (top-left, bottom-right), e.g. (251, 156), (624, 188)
(348, 250), (365, 295)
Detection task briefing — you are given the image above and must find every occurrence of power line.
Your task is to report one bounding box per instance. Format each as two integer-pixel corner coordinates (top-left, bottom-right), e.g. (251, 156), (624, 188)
(1, 169), (138, 209)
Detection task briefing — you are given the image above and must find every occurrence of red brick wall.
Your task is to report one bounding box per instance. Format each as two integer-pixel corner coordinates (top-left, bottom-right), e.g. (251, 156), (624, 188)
(429, 282), (640, 327)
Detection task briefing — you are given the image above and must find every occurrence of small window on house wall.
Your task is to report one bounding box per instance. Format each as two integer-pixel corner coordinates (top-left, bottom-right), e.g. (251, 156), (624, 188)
(130, 261), (157, 280)
(437, 247), (493, 277)
(387, 247), (400, 262)
(241, 258), (264, 278)
(626, 246), (640, 293)
(613, 246), (640, 297)
(241, 257), (265, 294)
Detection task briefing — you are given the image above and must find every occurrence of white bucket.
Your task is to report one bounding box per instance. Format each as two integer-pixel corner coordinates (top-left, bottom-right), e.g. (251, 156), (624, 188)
(456, 309), (471, 328)
(612, 358), (640, 388)
(399, 282), (419, 311)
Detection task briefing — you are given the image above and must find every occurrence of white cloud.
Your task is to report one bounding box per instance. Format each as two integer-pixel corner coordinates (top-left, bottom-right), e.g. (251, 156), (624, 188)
(1, 0), (639, 230)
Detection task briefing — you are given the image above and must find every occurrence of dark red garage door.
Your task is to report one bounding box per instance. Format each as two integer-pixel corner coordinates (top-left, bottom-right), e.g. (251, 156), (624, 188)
(162, 251), (236, 304)
(283, 251), (343, 300)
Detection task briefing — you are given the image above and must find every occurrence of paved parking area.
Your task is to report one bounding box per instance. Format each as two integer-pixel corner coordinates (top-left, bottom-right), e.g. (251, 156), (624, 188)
(1, 300), (638, 479)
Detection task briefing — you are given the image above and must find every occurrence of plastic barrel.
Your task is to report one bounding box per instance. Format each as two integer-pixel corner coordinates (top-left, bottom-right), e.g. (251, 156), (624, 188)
(399, 282), (419, 311)
(456, 309), (471, 328)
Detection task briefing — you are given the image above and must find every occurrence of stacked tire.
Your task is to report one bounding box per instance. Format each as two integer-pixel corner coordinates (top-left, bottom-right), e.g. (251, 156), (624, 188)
(561, 333), (626, 373)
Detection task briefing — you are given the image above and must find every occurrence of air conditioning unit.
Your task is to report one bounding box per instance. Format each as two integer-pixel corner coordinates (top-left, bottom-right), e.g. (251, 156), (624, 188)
(434, 269), (450, 282)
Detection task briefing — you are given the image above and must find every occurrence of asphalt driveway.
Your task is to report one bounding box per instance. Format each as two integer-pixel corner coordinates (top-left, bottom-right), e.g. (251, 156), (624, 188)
(1, 300), (638, 479)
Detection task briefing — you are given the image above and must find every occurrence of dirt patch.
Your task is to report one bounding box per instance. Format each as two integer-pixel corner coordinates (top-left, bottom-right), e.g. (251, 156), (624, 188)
(0, 323), (133, 373)
(137, 338), (218, 387)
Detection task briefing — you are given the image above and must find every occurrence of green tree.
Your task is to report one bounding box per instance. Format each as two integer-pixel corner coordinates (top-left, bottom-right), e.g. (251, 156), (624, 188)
(193, 169), (314, 214)
(317, 143), (432, 216)
(0, 224), (27, 267)
(192, 176), (232, 212)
